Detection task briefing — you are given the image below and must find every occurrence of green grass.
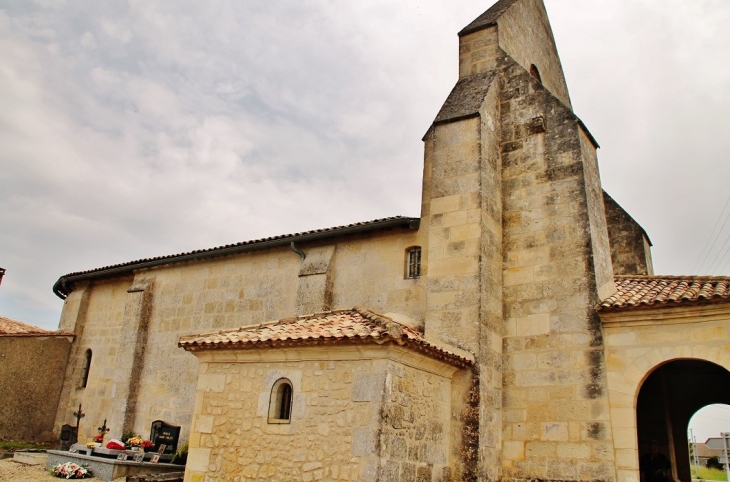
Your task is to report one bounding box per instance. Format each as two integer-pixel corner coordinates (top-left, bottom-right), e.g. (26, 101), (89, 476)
(0, 440), (51, 451)
(692, 466), (728, 481)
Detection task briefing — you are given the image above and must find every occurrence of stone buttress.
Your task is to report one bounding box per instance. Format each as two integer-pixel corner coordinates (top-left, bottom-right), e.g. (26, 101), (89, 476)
(423, 0), (618, 480)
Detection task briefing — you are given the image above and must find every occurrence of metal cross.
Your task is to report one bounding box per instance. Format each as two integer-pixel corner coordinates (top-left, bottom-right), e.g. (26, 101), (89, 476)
(97, 419), (109, 436)
(73, 404), (85, 428)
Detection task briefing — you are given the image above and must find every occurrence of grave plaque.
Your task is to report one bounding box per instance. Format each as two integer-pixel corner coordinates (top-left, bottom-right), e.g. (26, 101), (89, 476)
(59, 424), (78, 449)
(150, 420), (180, 455)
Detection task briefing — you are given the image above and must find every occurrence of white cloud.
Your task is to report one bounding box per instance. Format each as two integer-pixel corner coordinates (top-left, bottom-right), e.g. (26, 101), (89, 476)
(1, 0), (730, 331)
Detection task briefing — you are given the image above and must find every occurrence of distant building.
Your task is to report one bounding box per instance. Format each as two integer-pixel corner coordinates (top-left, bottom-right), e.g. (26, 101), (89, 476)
(703, 438), (730, 468)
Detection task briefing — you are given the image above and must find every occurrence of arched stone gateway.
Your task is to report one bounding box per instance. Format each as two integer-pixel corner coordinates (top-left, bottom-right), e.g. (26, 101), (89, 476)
(599, 278), (730, 482)
(636, 360), (730, 482)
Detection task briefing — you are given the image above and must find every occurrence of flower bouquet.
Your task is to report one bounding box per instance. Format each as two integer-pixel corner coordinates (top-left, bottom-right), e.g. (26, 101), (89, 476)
(126, 435), (154, 451)
(105, 439), (125, 450)
(50, 461), (92, 479)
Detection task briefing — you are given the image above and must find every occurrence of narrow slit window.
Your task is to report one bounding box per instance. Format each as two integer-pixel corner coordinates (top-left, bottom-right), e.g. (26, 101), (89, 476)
(530, 64), (542, 83)
(81, 349), (92, 388)
(406, 247), (422, 279)
(268, 378), (293, 423)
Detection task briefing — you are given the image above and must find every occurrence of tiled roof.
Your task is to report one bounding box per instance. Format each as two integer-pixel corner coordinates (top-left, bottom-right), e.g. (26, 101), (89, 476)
(599, 276), (730, 312)
(695, 443), (723, 458)
(0, 316), (72, 337)
(53, 216), (419, 299)
(179, 308), (474, 368)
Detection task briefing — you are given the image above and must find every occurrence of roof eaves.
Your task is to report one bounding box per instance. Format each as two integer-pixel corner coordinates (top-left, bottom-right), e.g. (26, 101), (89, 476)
(178, 308), (474, 368)
(0, 332), (75, 338)
(598, 275), (730, 312)
(53, 216), (420, 300)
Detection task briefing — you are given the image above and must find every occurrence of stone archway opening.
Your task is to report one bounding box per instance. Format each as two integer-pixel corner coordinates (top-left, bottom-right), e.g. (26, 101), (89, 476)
(636, 359), (730, 482)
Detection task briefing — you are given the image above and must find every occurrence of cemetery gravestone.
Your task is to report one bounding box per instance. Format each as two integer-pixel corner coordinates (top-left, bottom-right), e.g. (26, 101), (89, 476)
(150, 421), (180, 455)
(59, 424), (77, 449)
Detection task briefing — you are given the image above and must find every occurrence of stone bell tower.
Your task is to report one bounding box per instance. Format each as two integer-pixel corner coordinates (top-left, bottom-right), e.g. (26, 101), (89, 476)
(421, 0), (617, 480)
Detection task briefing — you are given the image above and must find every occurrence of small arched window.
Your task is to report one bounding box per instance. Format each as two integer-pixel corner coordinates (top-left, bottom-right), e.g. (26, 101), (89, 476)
(405, 246), (421, 279)
(268, 378), (293, 423)
(81, 349), (92, 388)
(530, 64), (542, 83)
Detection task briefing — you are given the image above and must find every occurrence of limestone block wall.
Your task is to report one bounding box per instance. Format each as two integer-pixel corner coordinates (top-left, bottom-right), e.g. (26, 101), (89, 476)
(379, 360), (454, 481)
(54, 280), (131, 440)
(498, 57), (616, 481)
(601, 306), (730, 482)
(184, 347), (458, 482)
(423, 117), (484, 355)
(421, 99), (508, 478)
(495, 0), (572, 108)
(457, 1), (571, 109)
(459, 26), (501, 78)
(55, 228), (425, 444)
(603, 192), (654, 276)
(0, 335), (72, 441)
(477, 82), (506, 480)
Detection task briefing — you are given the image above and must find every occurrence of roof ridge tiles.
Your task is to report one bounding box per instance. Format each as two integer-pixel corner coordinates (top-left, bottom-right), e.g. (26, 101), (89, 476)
(178, 307), (474, 368)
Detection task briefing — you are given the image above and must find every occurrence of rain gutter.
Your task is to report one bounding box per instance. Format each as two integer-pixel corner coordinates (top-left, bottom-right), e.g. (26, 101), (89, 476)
(53, 217), (420, 300)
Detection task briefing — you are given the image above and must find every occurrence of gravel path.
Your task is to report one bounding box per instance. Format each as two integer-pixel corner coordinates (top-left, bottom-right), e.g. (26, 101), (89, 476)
(0, 458), (125, 481)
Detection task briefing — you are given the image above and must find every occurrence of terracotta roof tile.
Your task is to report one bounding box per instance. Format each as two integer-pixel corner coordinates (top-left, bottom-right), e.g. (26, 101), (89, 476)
(179, 308), (474, 368)
(0, 316), (72, 337)
(599, 276), (730, 312)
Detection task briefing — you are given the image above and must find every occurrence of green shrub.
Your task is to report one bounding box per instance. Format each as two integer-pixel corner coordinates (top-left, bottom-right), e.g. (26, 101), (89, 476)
(171, 441), (188, 465)
(708, 456), (725, 471)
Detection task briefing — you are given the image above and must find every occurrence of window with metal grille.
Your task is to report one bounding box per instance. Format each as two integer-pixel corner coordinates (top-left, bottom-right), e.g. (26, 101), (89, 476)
(268, 378), (293, 423)
(406, 247), (421, 279)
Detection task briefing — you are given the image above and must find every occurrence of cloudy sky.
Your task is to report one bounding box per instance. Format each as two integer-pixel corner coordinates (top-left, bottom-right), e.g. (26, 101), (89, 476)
(1, 0), (730, 434)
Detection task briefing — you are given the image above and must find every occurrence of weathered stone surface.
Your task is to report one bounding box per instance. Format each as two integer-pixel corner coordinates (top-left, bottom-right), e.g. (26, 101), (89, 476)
(183, 348), (455, 482)
(603, 191), (654, 276)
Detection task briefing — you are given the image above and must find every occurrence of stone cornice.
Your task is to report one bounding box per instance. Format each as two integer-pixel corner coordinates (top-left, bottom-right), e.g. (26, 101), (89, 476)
(599, 303), (730, 328)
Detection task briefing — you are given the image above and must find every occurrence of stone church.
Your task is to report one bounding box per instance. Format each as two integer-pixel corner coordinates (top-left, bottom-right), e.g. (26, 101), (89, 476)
(48, 0), (730, 481)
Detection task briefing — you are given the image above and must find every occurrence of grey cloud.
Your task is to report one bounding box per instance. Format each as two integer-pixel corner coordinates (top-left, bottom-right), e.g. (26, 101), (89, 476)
(1, 0), (730, 332)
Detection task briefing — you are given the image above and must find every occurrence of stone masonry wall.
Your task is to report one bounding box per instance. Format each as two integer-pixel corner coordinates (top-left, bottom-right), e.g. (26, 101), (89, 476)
(603, 192), (653, 276)
(477, 81), (505, 481)
(184, 348), (457, 482)
(496, 0), (572, 109)
(423, 117), (483, 355)
(601, 306), (730, 482)
(379, 361), (453, 481)
(186, 357), (378, 482)
(0, 336), (71, 441)
(498, 57), (616, 481)
(56, 228), (425, 444)
(54, 279), (132, 440)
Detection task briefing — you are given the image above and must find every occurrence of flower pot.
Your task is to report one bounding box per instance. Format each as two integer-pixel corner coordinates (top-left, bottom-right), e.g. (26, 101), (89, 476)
(131, 446), (141, 452)
(94, 442), (102, 448)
